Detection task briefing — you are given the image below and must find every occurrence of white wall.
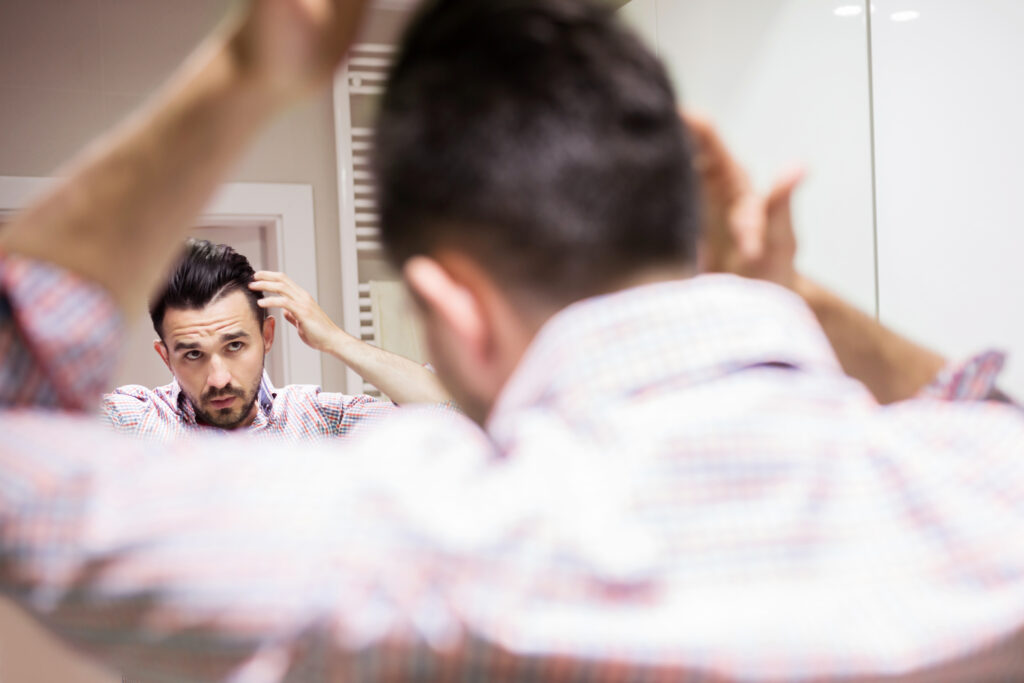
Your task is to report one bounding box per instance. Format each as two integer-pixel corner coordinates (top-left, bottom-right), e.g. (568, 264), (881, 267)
(621, 0), (877, 314)
(621, 0), (1024, 398)
(871, 0), (1024, 395)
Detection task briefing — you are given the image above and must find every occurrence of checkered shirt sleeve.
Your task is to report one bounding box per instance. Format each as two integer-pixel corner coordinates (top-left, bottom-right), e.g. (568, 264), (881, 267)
(0, 253), (122, 410)
(315, 391), (398, 436)
(921, 350), (1014, 402)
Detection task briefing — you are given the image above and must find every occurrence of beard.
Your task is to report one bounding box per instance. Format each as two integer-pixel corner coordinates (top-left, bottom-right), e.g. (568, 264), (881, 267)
(191, 370), (263, 429)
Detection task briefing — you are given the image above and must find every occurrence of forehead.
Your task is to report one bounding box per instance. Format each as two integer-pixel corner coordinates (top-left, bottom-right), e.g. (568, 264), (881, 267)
(162, 289), (260, 344)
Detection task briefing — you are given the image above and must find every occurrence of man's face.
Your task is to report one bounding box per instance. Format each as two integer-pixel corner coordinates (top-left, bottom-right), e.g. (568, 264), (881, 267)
(155, 289), (273, 429)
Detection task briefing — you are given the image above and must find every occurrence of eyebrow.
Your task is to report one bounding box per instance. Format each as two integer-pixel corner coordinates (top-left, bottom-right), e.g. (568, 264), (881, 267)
(172, 331), (251, 353)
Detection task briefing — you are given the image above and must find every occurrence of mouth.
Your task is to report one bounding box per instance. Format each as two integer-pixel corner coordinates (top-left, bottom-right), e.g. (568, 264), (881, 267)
(208, 396), (236, 410)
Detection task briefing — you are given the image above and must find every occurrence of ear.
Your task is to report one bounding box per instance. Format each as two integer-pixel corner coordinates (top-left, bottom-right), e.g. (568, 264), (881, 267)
(153, 339), (171, 370)
(262, 315), (276, 354)
(403, 255), (489, 361)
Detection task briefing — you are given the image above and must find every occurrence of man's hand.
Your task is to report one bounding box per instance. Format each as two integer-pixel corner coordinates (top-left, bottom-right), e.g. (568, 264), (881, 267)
(226, 0), (372, 105)
(252, 271), (451, 404)
(251, 271), (347, 352)
(682, 113), (949, 403)
(685, 113), (804, 289)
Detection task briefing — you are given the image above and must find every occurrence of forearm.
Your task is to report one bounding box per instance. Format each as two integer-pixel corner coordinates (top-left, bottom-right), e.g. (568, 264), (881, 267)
(795, 276), (946, 404)
(326, 333), (451, 405)
(0, 416), (348, 679)
(0, 37), (282, 315)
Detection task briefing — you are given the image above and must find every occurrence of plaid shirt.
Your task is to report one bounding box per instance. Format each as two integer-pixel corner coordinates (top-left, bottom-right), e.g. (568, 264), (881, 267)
(103, 375), (396, 441)
(3, 253), (1024, 682)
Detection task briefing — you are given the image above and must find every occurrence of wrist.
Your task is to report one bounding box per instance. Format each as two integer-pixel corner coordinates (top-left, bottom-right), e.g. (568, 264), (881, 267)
(208, 13), (316, 116)
(210, 39), (293, 115)
(219, 12), (336, 111)
(325, 326), (359, 359)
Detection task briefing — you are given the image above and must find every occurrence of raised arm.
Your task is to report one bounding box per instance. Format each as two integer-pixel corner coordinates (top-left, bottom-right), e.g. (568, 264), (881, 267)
(0, 0), (371, 316)
(790, 277), (947, 403)
(251, 271), (452, 404)
(685, 114), (948, 404)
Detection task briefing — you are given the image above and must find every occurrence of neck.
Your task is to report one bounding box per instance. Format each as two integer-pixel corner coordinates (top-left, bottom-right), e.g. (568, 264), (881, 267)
(614, 263), (696, 291)
(513, 262), (696, 327)
(481, 262), (696, 424)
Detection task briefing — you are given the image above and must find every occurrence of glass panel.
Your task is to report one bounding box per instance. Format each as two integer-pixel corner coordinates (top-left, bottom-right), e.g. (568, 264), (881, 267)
(620, 0), (877, 313)
(872, 0), (1024, 396)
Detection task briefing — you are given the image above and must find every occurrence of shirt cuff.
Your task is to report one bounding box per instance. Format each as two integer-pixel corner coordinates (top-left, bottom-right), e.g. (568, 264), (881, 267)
(919, 350), (1008, 402)
(0, 253), (123, 410)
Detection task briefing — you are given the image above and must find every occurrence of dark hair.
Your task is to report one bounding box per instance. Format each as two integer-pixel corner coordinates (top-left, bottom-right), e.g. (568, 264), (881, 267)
(149, 239), (266, 338)
(374, 0), (699, 306)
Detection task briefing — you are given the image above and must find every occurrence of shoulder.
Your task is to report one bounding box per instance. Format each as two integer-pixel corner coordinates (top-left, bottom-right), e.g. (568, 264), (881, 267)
(271, 383), (323, 401)
(105, 383), (160, 401)
(878, 396), (1024, 446)
(101, 381), (180, 429)
(272, 384), (392, 411)
(273, 384), (396, 436)
(103, 381), (178, 405)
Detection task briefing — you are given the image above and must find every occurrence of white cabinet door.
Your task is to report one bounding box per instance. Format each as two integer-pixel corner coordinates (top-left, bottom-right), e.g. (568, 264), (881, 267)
(872, 0), (1024, 397)
(620, 0), (877, 314)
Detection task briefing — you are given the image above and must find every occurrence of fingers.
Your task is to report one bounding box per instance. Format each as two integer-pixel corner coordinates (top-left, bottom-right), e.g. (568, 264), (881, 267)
(252, 270), (286, 282)
(766, 167), (805, 207)
(729, 196), (768, 260)
(250, 271), (293, 290)
(250, 271), (308, 301)
(765, 168), (804, 233)
(256, 296), (293, 311)
(249, 280), (287, 294)
(765, 168), (804, 253)
(256, 293), (302, 331)
(253, 278), (321, 326)
(680, 111), (752, 199)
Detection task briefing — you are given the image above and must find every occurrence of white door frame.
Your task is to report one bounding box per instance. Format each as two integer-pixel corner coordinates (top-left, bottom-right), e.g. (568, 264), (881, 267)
(333, 63), (366, 395)
(0, 177), (323, 386)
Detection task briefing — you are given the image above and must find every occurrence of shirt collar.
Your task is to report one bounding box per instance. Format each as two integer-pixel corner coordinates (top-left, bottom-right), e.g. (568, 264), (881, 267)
(172, 371), (276, 429)
(169, 380), (197, 425)
(488, 274), (843, 435)
(254, 372), (276, 427)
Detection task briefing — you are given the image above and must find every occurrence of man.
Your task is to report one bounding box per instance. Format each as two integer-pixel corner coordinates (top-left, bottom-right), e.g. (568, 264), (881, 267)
(1, 1), (1023, 682)
(103, 238), (450, 438)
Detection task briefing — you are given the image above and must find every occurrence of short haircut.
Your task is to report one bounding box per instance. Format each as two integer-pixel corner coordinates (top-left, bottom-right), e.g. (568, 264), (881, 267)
(149, 239), (266, 339)
(375, 0), (699, 306)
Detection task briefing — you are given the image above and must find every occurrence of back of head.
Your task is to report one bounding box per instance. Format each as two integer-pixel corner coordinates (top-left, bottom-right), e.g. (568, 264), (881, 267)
(149, 239), (266, 338)
(375, 0), (698, 308)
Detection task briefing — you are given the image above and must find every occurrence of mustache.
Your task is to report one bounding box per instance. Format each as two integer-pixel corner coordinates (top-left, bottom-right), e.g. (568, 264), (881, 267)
(202, 386), (245, 403)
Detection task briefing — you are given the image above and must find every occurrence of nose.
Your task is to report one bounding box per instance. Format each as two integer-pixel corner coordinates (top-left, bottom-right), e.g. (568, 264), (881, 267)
(206, 355), (232, 391)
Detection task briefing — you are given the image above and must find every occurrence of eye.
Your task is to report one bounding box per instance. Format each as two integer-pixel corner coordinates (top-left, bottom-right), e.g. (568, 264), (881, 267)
(226, 341), (245, 352)
(184, 350), (202, 361)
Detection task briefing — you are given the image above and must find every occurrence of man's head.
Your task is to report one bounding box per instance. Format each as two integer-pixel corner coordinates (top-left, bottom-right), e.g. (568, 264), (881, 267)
(149, 239), (275, 429)
(375, 0), (698, 422)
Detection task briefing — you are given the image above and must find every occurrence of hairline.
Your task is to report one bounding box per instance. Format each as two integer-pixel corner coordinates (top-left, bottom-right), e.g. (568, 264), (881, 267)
(155, 283), (266, 341)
